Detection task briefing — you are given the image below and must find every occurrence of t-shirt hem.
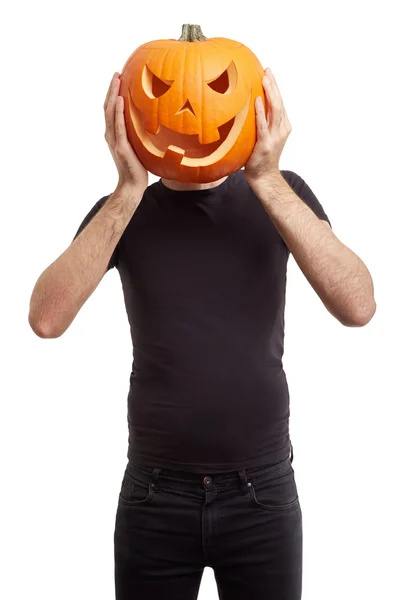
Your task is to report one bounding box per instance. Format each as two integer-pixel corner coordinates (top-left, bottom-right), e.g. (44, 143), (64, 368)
(127, 442), (291, 474)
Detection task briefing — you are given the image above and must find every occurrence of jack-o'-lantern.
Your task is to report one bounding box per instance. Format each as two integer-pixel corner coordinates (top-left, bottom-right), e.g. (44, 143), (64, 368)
(120, 24), (268, 183)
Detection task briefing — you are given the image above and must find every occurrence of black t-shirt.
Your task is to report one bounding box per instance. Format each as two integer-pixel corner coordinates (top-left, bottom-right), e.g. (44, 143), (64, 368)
(74, 169), (330, 473)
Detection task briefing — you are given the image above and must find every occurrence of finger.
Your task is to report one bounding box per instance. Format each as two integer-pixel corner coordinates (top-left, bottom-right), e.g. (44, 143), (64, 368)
(104, 72), (120, 111)
(267, 69), (285, 125)
(255, 96), (269, 140)
(263, 70), (283, 131)
(280, 100), (292, 131)
(105, 76), (121, 146)
(262, 74), (282, 130)
(115, 96), (129, 146)
(261, 75), (274, 130)
(282, 105), (291, 131)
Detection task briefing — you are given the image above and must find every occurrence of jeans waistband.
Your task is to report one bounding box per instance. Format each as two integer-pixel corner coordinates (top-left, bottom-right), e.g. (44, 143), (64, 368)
(127, 444), (294, 493)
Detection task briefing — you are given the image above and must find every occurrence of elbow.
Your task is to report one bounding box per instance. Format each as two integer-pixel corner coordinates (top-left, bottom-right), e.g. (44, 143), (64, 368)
(28, 313), (64, 339)
(339, 300), (377, 327)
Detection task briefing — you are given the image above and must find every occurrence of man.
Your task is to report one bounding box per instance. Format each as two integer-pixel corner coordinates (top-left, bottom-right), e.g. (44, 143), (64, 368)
(29, 68), (376, 599)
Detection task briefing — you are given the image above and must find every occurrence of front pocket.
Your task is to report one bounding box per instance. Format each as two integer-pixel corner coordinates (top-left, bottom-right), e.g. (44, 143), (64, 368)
(118, 469), (155, 507)
(248, 465), (299, 511)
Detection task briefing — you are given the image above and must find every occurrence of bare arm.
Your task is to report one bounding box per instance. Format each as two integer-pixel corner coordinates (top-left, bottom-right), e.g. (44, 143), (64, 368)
(244, 67), (376, 327)
(248, 173), (376, 326)
(28, 187), (142, 338)
(29, 72), (148, 338)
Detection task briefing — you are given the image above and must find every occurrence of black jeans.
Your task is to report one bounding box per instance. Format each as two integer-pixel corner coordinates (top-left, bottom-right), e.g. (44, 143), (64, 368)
(114, 447), (302, 599)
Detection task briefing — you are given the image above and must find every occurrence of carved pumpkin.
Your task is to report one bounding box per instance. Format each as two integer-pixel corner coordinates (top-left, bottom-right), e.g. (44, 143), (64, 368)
(119, 24), (268, 183)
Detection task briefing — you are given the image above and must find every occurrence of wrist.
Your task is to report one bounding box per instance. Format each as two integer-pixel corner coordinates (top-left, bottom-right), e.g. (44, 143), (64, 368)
(245, 169), (284, 195)
(115, 182), (146, 203)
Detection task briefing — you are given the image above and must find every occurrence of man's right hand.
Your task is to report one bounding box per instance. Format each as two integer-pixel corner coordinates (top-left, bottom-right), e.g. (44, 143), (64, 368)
(104, 72), (148, 194)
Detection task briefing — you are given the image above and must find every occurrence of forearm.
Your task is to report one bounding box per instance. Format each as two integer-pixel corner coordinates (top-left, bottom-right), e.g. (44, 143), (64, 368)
(29, 185), (143, 338)
(249, 172), (376, 326)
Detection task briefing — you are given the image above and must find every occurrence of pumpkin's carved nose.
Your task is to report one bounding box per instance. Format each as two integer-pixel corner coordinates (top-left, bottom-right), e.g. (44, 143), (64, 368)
(176, 99), (196, 116)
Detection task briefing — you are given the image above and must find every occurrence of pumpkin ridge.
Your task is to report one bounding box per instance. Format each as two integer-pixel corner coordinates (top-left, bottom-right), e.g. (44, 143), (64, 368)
(200, 45), (204, 149)
(158, 47), (170, 131)
(181, 43), (188, 131)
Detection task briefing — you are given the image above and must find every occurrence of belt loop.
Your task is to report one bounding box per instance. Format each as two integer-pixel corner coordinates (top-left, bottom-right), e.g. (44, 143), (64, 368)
(238, 469), (249, 494)
(150, 467), (162, 492)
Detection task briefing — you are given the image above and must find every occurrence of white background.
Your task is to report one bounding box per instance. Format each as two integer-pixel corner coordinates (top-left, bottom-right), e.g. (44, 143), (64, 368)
(2, 0), (399, 598)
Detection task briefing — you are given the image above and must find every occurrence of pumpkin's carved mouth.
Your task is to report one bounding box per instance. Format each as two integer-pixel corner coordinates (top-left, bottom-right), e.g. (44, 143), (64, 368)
(128, 91), (251, 168)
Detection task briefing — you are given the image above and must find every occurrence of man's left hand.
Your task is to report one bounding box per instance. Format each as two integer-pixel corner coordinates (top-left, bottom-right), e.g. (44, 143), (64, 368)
(244, 68), (292, 186)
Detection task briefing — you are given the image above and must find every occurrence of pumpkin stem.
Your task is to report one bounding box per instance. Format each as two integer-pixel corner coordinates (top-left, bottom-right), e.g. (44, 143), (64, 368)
(179, 24), (207, 42)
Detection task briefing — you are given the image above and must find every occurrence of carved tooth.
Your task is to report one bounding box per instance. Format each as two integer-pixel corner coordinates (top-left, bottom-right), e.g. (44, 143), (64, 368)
(142, 115), (160, 135)
(163, 145), (185, 166)
(198, 128), (221, 145)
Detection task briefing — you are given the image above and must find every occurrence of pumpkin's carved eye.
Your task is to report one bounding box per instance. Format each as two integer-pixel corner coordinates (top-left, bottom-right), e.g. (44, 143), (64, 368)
(207, 61), (237, 95)
(142, 64), (174, 98)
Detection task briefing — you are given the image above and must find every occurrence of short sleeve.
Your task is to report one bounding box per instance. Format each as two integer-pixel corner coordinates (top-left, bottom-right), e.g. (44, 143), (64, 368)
(280, 170), (332, 228)
(72, 194), (118, 271)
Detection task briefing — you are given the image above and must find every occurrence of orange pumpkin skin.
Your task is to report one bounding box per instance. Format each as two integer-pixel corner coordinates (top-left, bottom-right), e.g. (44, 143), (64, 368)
(119, 26), (268, 183)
